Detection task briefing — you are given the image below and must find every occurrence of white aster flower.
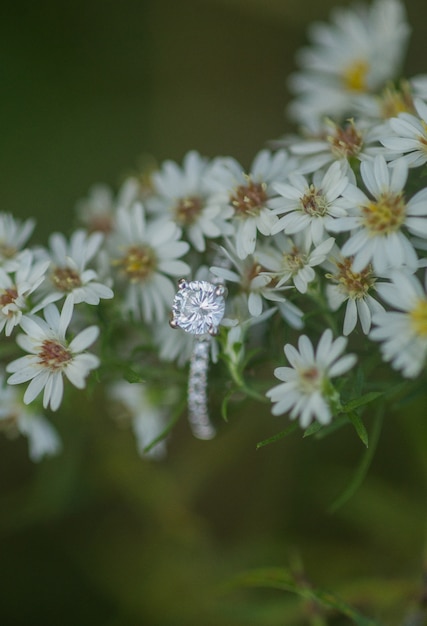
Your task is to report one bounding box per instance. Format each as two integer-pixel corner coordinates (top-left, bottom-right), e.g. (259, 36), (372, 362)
(266, 329), (357, 428)
(330, 155), (427, 273)
(35, 229), (114, 311)
(111, 202), (190, 322)
(324, 249), (385, 335)
(76, 178), (141, 234)
(287, 118), (384, 174)
(270, 161), (350, 248)
(148, 151), (233, 252)
(0, 213), (35, 270)
(6, 297), (100, 411)
(0, 250), (49, 336)
(370, 270), (427, 377)
(257, 233), (335, 294)
(210, 242), (294, 319)
(205, 149), (297, 259)
(0, 376), (62, 462)
(380, 97), (427, 168)
(108, 381), (169, 460)
(288, 0), (410, 125)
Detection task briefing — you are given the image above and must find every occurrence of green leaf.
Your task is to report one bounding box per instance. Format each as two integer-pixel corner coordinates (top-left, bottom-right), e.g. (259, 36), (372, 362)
(303, 421), (323, 438)
(342, 392), (383, 413)
(256, 423), (299, 449)
(329, 407), (384, 513)
(348, 411), (369, 447)
(229, 567), (382, 626)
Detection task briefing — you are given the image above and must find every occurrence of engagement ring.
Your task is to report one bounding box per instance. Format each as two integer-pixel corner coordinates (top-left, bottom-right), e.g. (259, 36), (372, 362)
(170, 278), (227, 439)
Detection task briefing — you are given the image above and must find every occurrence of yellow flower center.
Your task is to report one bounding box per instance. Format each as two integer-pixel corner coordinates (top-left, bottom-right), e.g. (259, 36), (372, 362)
(283, 247), (305, 273)
(380, 82), (415, 119)
(327, 257), (375, 299)
(231, 179), (267, 218)
(116, 245), (156, 282)
(410, 299), (427, 337)
(342, 59), (369, 92)
(300, 185), (328, 217)
(361, 192), (406, 235)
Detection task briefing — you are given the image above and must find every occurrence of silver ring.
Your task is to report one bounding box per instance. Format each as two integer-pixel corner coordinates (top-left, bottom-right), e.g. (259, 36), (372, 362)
(170, 278), (227, 439)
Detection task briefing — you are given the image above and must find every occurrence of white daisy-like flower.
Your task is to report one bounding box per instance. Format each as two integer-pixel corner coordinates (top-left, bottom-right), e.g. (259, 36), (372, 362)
(370, 270), (427, 377)
(270, 161), (350, 248)
(76, 178), (141, 235)
(0, 376), (62, 462)
(210, 242), (294, 319)
(266, 329), (357, 428)
(6, 297), (100, 411)
(148, 151), (233, 252)
(330, 155), (427, 273)
(380, 97), (427, 168)
(111, 202), (190, 322)
(324, 249), (385, 335)
(108, 381), (169, 460)
(205, 149), (297, 259)
(0, 213), (35, 270)
(0, 250), (50, 336)
(287, 0), (410, 125)
(257, 233), (335, 294)
(34, 229), (114, 311)
(287, 118), (384, 175)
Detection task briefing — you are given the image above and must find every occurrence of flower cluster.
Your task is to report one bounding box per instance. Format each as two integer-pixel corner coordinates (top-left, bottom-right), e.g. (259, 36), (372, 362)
(2, 0), (427, 462)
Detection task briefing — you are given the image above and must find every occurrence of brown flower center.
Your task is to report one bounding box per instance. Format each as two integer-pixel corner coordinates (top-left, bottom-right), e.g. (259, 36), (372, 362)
(38, 339), (72, 370)
(52, 267), (82, 292)
(230, 180), (267, 218)
(327, 120), (363, 158)
(174, 196), (203, 225)
(0, 287), (18, 307)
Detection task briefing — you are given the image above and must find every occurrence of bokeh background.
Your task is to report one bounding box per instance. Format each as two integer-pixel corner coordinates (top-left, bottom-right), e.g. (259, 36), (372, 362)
(1, 0), (427, 624)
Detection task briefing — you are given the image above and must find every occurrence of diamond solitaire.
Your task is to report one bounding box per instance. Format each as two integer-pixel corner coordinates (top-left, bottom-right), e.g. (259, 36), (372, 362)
(170, 279), (226, 336)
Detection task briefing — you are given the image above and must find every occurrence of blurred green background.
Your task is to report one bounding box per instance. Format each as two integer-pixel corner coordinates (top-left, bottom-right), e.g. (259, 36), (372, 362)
(1, 1), (427, 624)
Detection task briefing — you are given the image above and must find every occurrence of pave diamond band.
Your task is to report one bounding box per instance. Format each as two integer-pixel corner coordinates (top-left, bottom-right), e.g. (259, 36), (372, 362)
(188, 337), (216, 440)
(170, 278), (226, 439)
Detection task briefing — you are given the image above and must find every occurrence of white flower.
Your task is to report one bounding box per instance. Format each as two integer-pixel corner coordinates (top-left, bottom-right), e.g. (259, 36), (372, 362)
(34, 229), (114, 311)
(370, 270), (427, 377)
(148, 151), (233, 252)
(380, 98), (427, 168)
(330, 155), (427, 273)
(210, 242), (293, 318)
(270, 161), (350, 248)
(205, 149), (297, 259)
(6, 297), (100, 411)
(287, 118), (384, 174)
(324, 249), (385, 335)
(0, 377), (62, 461)
(266, 329), (357, 428)
(0, 213), (35, 270)
(257, 233), (335, 294)
(111, 202), (190, 322)
(0, 250), (49, 336)
(76, 178), (141, 234)
(287, 0), (410, 125)
(108, 381), (169, 460)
